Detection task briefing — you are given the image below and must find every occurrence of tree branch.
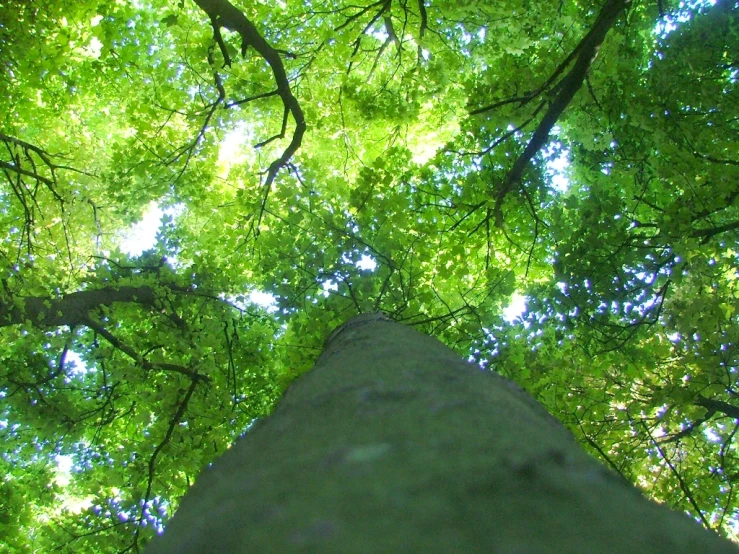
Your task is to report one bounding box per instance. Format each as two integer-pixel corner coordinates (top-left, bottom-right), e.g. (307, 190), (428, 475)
(642, 420), (712, 529)
(0, 286), (159, 327)
(490, 0), (631, 227)
(134, 376), (201, 549)
(696, 396), (739, 420)
(83, 316), (208, 382)
(192, 0), (306, 234)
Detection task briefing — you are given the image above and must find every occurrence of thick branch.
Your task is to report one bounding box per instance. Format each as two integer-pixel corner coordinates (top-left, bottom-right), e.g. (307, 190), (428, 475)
(417, 0), (427, 40)
(692, 220), (739, 241)
(696, 397), (739, 420)
(0, 159), (55, 186)
(492, 0), (631, 226)
(192, 0), (306, 231)
(1, 285), (210, 383)
(0, 286), (158, 327)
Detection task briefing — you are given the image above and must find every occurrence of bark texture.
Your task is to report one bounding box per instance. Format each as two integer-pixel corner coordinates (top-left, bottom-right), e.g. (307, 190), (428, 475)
(145, 313), (737, 553)
(0, 286), (158, 327)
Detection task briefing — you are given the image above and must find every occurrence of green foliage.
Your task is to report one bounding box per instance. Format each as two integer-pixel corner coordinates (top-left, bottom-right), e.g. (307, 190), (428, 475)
(0, 0), (737, 550)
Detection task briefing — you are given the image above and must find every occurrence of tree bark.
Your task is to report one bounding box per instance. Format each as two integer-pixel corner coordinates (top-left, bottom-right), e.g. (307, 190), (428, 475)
(0, 286), (158, 327)
(144, 313), (737, 553)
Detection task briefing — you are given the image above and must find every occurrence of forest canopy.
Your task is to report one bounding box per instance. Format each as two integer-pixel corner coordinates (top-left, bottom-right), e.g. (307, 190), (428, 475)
(0, 0), (738, 551)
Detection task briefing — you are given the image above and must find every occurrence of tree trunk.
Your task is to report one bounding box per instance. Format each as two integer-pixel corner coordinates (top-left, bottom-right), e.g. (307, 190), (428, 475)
(145, 313), (736, 553)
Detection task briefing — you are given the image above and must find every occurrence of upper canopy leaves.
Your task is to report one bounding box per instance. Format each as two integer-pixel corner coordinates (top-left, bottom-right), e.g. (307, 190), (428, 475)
(0, 0), (737, 549)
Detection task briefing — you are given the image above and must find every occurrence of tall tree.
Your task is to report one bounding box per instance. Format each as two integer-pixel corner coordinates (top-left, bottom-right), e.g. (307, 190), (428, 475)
(145, 313), (737, 553)
(0, 0), (737, 551)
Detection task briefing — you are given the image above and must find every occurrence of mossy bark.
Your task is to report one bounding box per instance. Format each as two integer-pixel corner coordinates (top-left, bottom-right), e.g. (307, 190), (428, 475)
(145, 313), (737, 553)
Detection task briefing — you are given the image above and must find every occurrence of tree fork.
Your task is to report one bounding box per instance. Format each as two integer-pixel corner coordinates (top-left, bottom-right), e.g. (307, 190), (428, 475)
(145, 313), (736, 553)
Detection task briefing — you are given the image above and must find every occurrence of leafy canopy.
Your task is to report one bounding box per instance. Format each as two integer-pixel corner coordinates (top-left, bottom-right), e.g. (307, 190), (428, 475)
(0, 0), (738, 550)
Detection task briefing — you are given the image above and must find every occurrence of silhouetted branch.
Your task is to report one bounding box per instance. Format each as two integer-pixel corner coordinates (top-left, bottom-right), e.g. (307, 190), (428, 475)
(192, 0), (306, 235)
(485, 0), (632, 227)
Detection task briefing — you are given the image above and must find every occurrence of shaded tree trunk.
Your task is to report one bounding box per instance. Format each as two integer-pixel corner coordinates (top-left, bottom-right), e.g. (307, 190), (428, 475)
(145, 314), (736, 553)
